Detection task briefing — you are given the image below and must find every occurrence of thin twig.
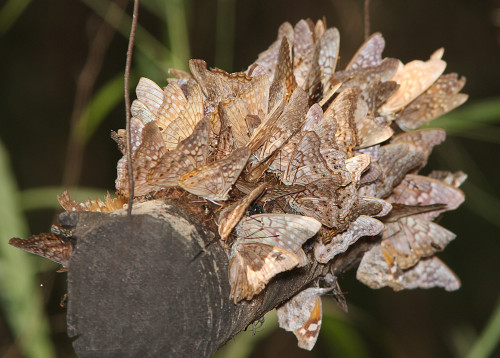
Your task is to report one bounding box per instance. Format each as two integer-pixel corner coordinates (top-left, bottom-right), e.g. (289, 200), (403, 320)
(125, 0), (139, 216)
(364, 0), (371, 41)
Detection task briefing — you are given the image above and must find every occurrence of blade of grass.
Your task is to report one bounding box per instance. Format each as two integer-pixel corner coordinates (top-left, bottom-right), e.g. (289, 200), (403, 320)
(465, 297), (500, 358)
(81, 0), (172, 76)
(0, 0), (32, 35)
(163, 0), (191, 70)
(74, 73), (128, 143)
(0, 140), (55, 357)
(215, 0), (236, 71)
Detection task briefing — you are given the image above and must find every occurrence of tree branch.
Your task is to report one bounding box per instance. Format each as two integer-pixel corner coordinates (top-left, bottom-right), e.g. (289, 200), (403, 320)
(62, 200), (372, 357)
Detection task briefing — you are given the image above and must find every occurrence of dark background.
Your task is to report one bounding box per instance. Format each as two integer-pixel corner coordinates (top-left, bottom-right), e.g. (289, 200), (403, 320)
(0, 0), (499, 357)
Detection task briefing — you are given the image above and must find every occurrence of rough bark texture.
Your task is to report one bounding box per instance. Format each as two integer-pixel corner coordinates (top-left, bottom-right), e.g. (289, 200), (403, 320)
(62, 200), (372, 357)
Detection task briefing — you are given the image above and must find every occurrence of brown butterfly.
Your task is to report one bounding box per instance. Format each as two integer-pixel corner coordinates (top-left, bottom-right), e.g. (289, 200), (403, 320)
(357, 243), (460, 291)
(9, 231), (74, 269)
(314, 215), (384, 263)
(380, 49), (447, 114)
(277, 286), (333, 350)
(218, 182), (268, 242)
(396, 73), (468, 130)
(115, 118), (167, 196)
(147, 117), (210, 188)
(229, 214), (321, 303)
(386, 174), (465, 220)
(380, 216), (456, 269)
(58, 190), (127, 213)
(179, 147), (251, 201)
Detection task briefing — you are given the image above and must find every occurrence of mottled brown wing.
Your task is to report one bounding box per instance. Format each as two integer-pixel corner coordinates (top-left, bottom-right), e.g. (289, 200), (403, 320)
(319, 88), (362, 155)
(259, 87), (309, 160)
(229, 243), (300, 303)
(357, 243), (460, 291)
(9, 233), (73, 268)
(269, 37), (297, 109)
(147, 117), (209, 187)
(130, 100), (156, 124)
(135, 77), (164, 115)
(391, 129), (446, 171)
(372, 143), (425, 198)
(218, 182), (267, 242)
(179, 147), (250, 201)
(282, 131), (337, 185)
(314, 215), (384, 263)
(381, 217), (456, 269)
(156, 81), (187, 131)
(396, 73), (467, 130)
(277, 288), (331, 351)
(381, 51), (447, 113)
(162, 80), (204, 150)
(236, 214), (322, 252)
(346, 32), (385, 71)
(250, 22), (294, 79)
(57, 190), (127, 212)
(387, 174), (465, 219)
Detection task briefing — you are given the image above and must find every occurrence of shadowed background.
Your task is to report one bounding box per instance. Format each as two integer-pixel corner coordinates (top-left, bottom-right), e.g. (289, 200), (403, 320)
(0, 0), (499, 357)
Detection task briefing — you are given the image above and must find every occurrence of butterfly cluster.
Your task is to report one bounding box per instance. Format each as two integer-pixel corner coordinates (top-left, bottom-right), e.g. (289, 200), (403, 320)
(9, 18), (467, 351)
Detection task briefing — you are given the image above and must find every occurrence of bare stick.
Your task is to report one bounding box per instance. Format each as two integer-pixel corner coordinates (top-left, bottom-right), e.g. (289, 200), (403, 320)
(364, 0), (371, 41)
(125, 0), (139, 216)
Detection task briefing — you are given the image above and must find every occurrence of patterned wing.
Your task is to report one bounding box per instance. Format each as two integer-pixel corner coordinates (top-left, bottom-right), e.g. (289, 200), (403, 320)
(218, 182), (267, 242)
(282, 131), (337, 185)
(162, 80), (204, 150)
(58, 190), (127, 212)
(147, 117), (210, 187)
(156, 81), (187, 131)
(314, 215), (384, 263)
(396, 73), (467, 130)
(135, 77), (164, 115)
(381, 51), (447, 113)
(381, 217), (456, 269)
(179, 147), (250, 201)
(387, 174), (465, 219)
(277, 287), (333, 351)
(229, 243), (300, 303)
(346, 32), (385, 71)
(357, 243), (460, 291)
(9, 233), (73, 268)
(236, 214), (322, 252)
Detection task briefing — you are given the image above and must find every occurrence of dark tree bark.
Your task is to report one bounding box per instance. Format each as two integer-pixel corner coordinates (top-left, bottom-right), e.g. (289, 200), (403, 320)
(61, 200), (371, 357)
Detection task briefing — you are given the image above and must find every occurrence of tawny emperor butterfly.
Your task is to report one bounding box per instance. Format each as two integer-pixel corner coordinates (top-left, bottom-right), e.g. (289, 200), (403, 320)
(380, 216), (456, 269)
(314, 215), (384, 263)
(9, 231), (73, 269)
(229, 214), (321, 303)
(218, 182), (268, 242)
(277, 286), (332, 350)
(147, 117), (210, 188)
(179, 147), (250, 201)
(396, 73), (468, 131)
(380, 49), (447, 114)
(58, 190), (127, 213)
(357, 243), (460, 291)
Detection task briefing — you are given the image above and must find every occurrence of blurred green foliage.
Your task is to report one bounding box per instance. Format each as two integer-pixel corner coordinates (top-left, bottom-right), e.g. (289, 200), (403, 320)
(0, 0), (499, 357)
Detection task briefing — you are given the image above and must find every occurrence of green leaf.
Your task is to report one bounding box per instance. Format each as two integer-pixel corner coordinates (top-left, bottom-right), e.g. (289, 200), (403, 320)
(0, 140), (56, 357)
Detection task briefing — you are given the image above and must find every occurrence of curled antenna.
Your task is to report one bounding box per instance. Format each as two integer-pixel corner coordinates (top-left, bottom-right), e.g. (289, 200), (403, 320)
(125, 0), (140, 216)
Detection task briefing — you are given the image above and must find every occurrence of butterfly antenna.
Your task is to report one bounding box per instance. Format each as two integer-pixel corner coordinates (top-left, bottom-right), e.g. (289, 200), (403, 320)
(364, 0), (371, 41)
(124, 0), (140, 216)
